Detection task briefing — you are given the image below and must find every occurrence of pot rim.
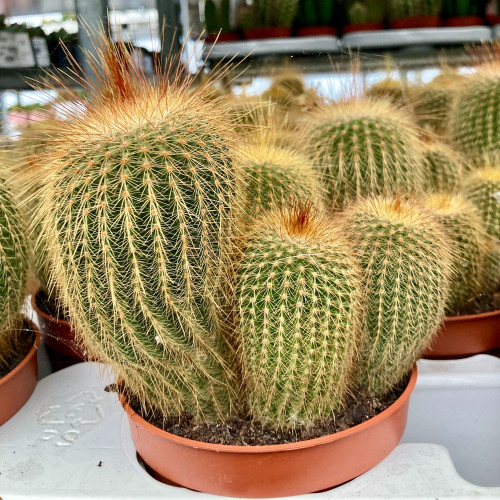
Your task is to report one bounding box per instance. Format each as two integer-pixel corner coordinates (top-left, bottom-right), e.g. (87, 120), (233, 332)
(31, 290), (70, 328)
(445, 308), (500, 323)
(120, 364), (417, 453)
(0, 317), (41, 387)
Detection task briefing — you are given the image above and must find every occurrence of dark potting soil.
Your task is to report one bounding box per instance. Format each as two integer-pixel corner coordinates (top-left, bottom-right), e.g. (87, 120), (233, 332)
(109, 376), (409, 446)
(450, 290), (500, 317)
(0, 321), (36, 379)
(36, 289), (70, 322)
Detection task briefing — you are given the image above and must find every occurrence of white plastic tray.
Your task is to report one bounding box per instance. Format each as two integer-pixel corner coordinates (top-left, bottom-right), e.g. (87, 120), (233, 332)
(1, 354), (499, 499)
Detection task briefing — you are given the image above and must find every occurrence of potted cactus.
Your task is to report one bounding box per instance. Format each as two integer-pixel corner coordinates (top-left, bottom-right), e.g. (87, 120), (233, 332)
(204, 0), (240, 43)
(442, 0), (484, 26)
(389, 0), (443, 28)
(296, 0), (338, 36)
(344, 0), (385, 33)
(0, 175), (40, 426)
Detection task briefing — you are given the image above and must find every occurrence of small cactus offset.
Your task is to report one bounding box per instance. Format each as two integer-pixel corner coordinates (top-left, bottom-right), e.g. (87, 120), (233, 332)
(342, 197), (453, 395)
(422, 141), (466, 192)
(448, 65), (500, 163)
(237, 204), (364, 428)
(307, 100), (426, 206)
(0, 176), (28, 373)
(31, 37), (241, 422)
(424, 194), (488, 314)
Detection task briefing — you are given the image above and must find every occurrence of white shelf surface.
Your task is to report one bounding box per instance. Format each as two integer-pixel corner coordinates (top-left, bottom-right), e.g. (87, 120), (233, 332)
(342, 26), (493, 49)
(1, 354), (499, 499)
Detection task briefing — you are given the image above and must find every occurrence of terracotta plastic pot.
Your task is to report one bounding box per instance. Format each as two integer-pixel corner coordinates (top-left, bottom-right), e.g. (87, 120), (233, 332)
(244, 27), (292, 39)
(343, 22), (384, 33)
(486, 14), (500, 25)
(296, 26), (337, 37)
(121, 366), (417, 498)
(31, 292), (86, 361)
(423, 309), (500, 358)
(443, 16), (484, 27)
(0, 320), (40, 426)
(205, 32), (240, 43)
(390, 16), (441, 29)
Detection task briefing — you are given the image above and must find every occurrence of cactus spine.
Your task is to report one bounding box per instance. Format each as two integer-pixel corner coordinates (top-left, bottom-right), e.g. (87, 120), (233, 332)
(343, 197), (452, 395)
(307, 100), (426, 206)
(237, 205), (363, 428)
(424, 194), (487, 314)
(422, 141), (465, 192)
(32, 39), (241, 422)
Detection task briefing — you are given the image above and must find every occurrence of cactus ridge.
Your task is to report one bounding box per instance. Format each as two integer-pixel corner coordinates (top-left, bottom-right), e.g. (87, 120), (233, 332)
(343, 197), (453, 394)
(307, 100), (426, 206)
(237, 205), (363, 428)
(422, 141), (465, 192)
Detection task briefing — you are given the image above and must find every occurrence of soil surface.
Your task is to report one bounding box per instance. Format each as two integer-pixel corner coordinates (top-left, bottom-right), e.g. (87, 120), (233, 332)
(36, 289), (70, 322)
(450, 290), (500, 317)
(110, 376), (409, 446)
(0, 321), (36, 379)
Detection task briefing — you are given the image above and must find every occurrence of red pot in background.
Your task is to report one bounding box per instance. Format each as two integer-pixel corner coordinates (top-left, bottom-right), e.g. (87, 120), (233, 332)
(443, 16), (484, 27)
(343, 22), (384, 33)
(244, 27), (292, 39)
(0, 320), (40, 426)
(204, 32), (240, 43)
(296, 26), (337, 36)
(390, 16), (441, 29)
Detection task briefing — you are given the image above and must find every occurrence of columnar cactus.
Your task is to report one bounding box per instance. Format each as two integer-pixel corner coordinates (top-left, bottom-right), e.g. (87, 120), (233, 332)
(0, 176), (28, 373)
(343, 197), (453, 395)
(241, 142), (323, 219)
(33, 39), (241, 422)
(422, 141), (465, 192)
(424, 194), (488, 314)
(237, 205), (364, 428)
(307, 100), (426, 206)
(448, 66), (500, 162)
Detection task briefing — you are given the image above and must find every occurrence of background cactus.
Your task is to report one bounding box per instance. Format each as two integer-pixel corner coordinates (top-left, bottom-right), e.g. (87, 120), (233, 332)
(204, 0), (231, 34)
(299, 0), (336, 26)
(422, 140), (465, 192)
(343, 197), (453, 395)
(307, 99), (426, 206)
(347, 0), (384, 24)
(365, 78), (407, 105)
(0, 176), (29, 374)
(32, 39), (242, 422)
(448, 66), (500, 163)
(424, 193), (488, 314)
(237, 204), (363, 428)
(389, 0), (443, 19)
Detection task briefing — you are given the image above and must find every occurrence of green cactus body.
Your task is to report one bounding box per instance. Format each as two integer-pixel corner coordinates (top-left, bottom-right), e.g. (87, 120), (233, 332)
(301, 0), (319, 26)
(460, 166), (500, 240)
(242, 144), (322, 218)
(390, 0), (443, 19)
(422, 141), (465, 192)
(220, 0), (231, 32)
(237, 206), (363, 428)
(316, 0), (335, 24)
(204, 0), (219, 33)
(483, 238), (500, 295)
(343, 197), (452, 395)
(0, 177), (28, 373)
(424, 194), (487, 314)
(449, 68), (500, 162)
(266, 0), (299, 27)
(307, 100), (426, 206)
(348, 2), (368, 24)
(348, 0), (384, 24)
(34, 64), (243, 422)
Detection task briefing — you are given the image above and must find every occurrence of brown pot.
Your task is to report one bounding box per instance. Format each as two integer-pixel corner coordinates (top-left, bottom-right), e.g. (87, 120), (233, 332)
(443, 16), (484, 27)
(121, 366), (417, 498)
(390, 16), (441, 29)
(31, 291), (86, 360)
(244, 27), (292, 39)
(0, 320), (40, 426)
(343, 22), (385, 33)
(296, 26), (337, 37)
(205, 32), (241, 43)
(423, 309), (500, 358)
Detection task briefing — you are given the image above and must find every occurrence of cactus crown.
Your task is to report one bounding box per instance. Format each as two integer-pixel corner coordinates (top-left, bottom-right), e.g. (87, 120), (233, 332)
(237, 203), (363, 428)
(30, 35), (243, 422)
(307, 99), (426, 206)
(343, 196), (452, 394)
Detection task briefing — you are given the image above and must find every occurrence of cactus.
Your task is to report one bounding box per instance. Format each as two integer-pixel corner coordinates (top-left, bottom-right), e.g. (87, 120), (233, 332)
(317, 0), (336, 24)
(448, 66), (500, 163)
(389, 0), (443, 19)
(31, 37), (242, 422)
(343, 197), (453, 395)
(220, 0), (231, 32)
(241, 142), (323, 219)
(307, 99), (426, 207)
(204, 0), (219, 34)
(237, 204), (364, 428)
(424, 194), (488, 314)
(347, 0), (384, 24)
(460, 165), (500, 240)
(0, 176), (28, 374)
(422, 141), (465, 192)
(365, 78), (407, 105)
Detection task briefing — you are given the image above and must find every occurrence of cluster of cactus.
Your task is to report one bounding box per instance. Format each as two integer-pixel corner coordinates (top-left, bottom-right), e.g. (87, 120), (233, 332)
(0, 177), (28, 374)
(204, 0), (231, 34)
(298, 0), (336, 27)
(306, 99), (426, 206)
(448, 66), (500, 163)
(237, 205), (363, 428)
(422, 140), (465, 192)
(342, 197), (452, 394)
(389, 0), (443, 19)
(347, 0), (385, 24)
